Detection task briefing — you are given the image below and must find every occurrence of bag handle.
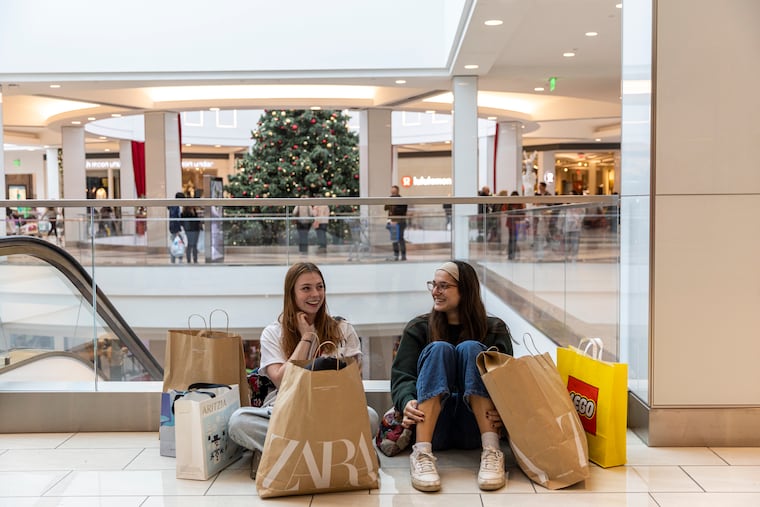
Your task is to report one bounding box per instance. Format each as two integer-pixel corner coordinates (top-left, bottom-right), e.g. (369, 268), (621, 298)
(187, 314), (207, 330)
(311, 340), (340, 361)
(578, 337), (604, 360)
(209, 308), (230, 332)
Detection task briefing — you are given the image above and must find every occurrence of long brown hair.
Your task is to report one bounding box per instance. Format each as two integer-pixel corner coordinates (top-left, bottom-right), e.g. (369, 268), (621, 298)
(428, 260), (488, 344)
(280, 262), (342, 357)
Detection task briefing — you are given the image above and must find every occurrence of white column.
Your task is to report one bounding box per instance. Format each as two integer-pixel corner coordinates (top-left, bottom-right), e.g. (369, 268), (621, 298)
(144, 112), (182, 249)
(119, 140), (136, 199)
(359, 108), (393, 245)
(117, 140), (136, 235)
(452, 75), (479, 259)
(45, 148), (60, 199)
(494, 121), (522, 194)
(61, 126), (87, 243)
(537, 151), (556, 195)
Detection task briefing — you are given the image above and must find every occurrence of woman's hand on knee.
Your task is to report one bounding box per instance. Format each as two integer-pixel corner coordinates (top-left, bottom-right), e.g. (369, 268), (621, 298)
(403, 399), (424, 428)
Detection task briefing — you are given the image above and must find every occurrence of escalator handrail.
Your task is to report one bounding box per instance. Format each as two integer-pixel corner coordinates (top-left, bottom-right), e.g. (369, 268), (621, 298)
(0, 236), (163, 380)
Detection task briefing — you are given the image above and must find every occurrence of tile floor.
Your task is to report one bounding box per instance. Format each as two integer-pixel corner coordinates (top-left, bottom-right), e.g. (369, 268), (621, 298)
(2, 430), (760, 506)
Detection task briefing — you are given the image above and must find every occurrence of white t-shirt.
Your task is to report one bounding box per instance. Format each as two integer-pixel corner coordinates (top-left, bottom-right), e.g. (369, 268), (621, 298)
(259, 319), (362, 379)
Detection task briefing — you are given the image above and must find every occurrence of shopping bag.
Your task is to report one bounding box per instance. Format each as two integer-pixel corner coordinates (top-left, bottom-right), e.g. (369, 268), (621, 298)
(162, 310), (250, 407)
(159, 390), (183, 457)
(170, 234), (185, 257)
(175, 383), (243, 480)
(256, 358), (379, 498)
(556, 337), (628, 468)
(477, 343), (590, 490)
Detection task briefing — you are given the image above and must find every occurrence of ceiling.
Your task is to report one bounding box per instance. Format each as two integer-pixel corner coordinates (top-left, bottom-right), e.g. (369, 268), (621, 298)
(0, 0), (622, 157)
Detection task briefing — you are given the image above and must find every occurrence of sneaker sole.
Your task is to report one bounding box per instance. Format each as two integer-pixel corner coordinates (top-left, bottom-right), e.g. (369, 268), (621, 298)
(477, 478), (505, 491)
(412, 480), (441, 492)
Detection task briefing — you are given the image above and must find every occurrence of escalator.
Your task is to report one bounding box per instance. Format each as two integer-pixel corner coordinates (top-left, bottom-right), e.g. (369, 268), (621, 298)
(0, 236), (163, 381)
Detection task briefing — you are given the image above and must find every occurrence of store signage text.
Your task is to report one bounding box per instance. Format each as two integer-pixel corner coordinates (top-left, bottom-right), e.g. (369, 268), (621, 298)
(401, 175), (453, 187)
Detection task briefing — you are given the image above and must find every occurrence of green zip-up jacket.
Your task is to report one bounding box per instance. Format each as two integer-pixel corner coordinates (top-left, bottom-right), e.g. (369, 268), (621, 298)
(390, 314), (513, 413)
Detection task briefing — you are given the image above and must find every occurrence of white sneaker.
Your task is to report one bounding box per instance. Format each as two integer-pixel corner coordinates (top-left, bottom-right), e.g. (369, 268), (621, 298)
(410, 449), (441, 492)
(478, 447), (506, 490)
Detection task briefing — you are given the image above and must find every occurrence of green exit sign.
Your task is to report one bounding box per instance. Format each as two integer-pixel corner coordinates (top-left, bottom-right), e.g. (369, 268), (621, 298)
(13, 159), (21, 167)
(549, 77), (557, 92)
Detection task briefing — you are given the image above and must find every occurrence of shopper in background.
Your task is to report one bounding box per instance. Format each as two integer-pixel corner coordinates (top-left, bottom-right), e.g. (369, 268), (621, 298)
(311, 203), (330, 254)
(181, 204), (202, 264)
(168, 192), (185, 264)
(384, 185), (408, 261)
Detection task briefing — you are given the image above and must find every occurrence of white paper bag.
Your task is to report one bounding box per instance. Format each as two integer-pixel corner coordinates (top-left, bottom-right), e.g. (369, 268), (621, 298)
(175, 384), (243, 480)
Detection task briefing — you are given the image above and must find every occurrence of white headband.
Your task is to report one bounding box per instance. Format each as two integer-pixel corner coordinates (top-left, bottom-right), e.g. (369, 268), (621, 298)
(436, 261), (459, 281)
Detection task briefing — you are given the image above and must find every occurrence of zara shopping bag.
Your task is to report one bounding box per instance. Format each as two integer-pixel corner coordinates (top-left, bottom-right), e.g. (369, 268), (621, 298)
(256, 358), (379, 498)
(163, 310), (250, 407)
(175, 383), (243, 480)
(477, 345), (590, 490)
(556, 338), (628, 468)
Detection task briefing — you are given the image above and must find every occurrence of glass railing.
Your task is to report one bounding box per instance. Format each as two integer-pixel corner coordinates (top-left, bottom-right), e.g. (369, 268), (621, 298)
(0, 195), (619, 397)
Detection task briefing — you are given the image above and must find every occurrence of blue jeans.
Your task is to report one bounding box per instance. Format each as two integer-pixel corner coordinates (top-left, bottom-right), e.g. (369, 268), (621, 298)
(416, 340), (490, 450)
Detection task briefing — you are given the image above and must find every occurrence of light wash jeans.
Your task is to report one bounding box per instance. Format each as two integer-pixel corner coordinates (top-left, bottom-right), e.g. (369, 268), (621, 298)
(416, 340), (490, 450)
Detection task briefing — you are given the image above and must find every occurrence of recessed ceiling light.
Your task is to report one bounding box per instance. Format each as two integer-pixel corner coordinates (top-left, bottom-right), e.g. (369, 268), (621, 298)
(595, 138), (602, 142)
(464, 64), (479, 70)
(585, 31), (598, 37)
(395, 79), (407, 84)
(71, 121), (81, 125)
(445, 140), (451, 144)
(563, 52), (576, 57)
(214, 144), (222, 148)
(87, 117), (96, 121)
(99, 136), (106, 140)
(487, 116), (497, 120)
(185, 144), (192, 147)
(49, 84), (61, 88)
(616, 3), (622, 8)
(209, 107), (220, 111)
(111, 113), (122, 118)
(104, 148), (111, 152)
(425, 110), (435, 114)
(310, 106), (321, 110)
(534, 87), (545, 92)
(484, 19), (503, 26)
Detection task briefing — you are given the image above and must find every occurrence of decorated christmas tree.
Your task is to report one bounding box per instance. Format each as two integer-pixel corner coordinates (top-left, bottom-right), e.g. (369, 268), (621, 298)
(225, 109), (360, 245)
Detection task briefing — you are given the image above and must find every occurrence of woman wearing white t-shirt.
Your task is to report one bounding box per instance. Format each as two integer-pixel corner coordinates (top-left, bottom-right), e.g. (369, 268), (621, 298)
(228, 262), (378, 477)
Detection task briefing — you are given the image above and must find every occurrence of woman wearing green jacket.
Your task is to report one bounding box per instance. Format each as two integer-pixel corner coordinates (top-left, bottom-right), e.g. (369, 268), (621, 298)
(391, 260), (513, 493)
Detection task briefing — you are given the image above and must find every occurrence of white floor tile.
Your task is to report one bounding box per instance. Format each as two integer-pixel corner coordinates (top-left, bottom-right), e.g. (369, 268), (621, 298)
(626, 446), (726, 466)
(44, 470), (212, 496)
(482, 492), (657, 506)
(681, 465), (760, 492)
(710, 447), (760, 465)
(141, 496), (311, 507)
(0, 497), (147, 507)
(629, 466), (703, 492)
(651, 492), (760, 507)
(0, 433), (74, 450)
(57, 432), (159, 449)
(0, 471), (69, 497)
(0, 448), (142, 471)
(313, 493), (484, 507)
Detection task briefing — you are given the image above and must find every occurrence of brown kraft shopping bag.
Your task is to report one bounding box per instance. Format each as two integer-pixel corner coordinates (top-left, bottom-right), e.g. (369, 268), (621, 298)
(477, 348), (590, 490)
(163, 310), (250, 407)
(256, 360), (379, 498)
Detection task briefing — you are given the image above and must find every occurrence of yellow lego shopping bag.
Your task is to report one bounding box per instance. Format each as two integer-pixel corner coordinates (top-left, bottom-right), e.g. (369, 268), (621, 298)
(556, 338), (628, 468)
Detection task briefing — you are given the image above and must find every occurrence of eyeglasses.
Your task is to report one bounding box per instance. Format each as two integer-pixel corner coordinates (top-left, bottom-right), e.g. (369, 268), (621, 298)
(427, 281), (458, 292)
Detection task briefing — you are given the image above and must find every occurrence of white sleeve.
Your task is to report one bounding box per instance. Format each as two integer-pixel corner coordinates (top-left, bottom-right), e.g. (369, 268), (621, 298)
(338, 320), (362, 360)
(259, 322), (285, 379)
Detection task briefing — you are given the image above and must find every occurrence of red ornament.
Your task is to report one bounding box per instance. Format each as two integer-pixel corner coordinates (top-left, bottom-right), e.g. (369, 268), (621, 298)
(310, 118), (316, 124)
(327, 181), (332, 186)
(293, 145), (299, 149)
(292, 124), (298, 130)
(242, 190), (248, 195)
(354, 174), (359, 179)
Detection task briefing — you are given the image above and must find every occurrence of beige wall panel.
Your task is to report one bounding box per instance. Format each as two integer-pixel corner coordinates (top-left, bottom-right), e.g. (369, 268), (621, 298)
(656, 0), (760, 195)
(652, 195), (760, 405)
